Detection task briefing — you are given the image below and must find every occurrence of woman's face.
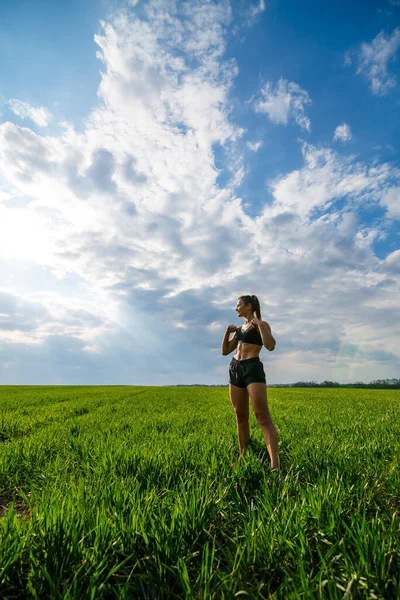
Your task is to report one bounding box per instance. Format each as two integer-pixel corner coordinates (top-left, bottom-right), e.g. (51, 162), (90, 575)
(236, 298), (250, 317)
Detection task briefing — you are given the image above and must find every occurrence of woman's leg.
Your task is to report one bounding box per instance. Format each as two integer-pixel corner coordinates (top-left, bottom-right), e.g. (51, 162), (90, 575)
(247, 382), (280, 470)
(229, 383), (250, 454)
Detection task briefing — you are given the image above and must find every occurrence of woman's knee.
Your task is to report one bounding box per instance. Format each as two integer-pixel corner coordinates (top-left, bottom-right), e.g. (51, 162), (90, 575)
(255, 411), (273, 428)
(236, 411), (249, 425)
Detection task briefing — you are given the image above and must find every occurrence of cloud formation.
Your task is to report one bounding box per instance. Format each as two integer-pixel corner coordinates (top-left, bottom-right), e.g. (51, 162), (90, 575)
(0, 0), (399, 385)
(347, 27), (400, 95)
(249, 0), (266, 22)
(247, 140), (262, 152)
(263, 142), (400, 222)
(254, 77), (311, 131)
(6, 99), (51, 127)
(333, 123), (352, 143)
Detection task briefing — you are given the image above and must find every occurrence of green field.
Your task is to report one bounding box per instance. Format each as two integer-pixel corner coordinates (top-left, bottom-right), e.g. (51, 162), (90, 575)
(0, 386), (399, 599)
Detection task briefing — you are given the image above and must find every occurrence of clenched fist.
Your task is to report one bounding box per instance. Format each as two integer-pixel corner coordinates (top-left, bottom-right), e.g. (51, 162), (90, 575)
(227, 324), (237, 333)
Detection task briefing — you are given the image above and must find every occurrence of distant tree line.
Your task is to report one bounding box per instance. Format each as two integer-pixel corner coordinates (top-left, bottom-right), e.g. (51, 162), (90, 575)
(287, 378), (400, 389)
(171, 378), (400, 389)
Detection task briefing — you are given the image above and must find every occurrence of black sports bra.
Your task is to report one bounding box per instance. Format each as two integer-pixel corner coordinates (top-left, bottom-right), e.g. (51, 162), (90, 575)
(235, 324), (263, 346)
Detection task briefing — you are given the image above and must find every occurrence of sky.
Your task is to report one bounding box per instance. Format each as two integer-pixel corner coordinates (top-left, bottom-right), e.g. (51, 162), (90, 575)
(0, 0), (399, 385)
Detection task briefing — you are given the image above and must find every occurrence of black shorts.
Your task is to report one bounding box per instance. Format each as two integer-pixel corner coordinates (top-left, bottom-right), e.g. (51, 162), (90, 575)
(229, 357), (266, 388)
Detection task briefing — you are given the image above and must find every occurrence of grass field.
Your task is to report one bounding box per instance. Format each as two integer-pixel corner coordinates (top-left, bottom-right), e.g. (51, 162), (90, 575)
(0, 385), (399, 599)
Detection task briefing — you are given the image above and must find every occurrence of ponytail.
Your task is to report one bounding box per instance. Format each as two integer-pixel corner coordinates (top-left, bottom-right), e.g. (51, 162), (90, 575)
(239, 294), (262, 320)
(251, 294), (262, 320)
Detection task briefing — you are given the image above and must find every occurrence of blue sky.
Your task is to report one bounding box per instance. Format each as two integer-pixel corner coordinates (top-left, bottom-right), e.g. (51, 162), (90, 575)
(0, 0), (399, 385)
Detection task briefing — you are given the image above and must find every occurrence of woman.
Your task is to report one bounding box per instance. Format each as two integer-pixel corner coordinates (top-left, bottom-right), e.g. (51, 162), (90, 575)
(221, 294), (280, 471)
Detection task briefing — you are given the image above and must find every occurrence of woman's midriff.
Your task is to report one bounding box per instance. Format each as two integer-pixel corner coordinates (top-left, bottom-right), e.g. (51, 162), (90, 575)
(234, 342), (262, 361)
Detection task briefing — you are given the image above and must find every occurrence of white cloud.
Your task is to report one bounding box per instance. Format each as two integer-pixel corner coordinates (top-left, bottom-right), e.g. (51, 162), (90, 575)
(349, 27), (400, 95)
(382, 249), (400, 272)
(254, 77), (311, 131)
(263, 142), (400, 219)
(380, 186), (400, 219)
(250, 0), (265, 19)
(234, 0), (266, 28)
(0, 189), (12, 202)
(0, 206), (58, 264)
(0, 0), (249, 332)
(333, 123), (352, 143)
(6, 99), (51, 127)
(247, 140), (262, 152)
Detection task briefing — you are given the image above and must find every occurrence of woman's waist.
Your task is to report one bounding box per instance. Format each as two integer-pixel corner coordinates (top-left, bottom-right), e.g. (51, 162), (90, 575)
(231, 356), (262, 364)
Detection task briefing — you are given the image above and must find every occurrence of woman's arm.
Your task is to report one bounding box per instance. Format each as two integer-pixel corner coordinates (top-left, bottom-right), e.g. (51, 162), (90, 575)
(256, 320), (276, 351)
(221, 326), (238, 355)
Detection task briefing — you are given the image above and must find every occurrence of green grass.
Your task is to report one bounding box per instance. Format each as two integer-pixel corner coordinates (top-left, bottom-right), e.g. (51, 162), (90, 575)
(0, 386), (399, 599)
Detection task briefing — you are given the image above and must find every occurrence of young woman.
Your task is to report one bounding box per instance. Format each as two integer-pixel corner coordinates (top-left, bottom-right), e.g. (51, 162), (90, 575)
(221, 294), (280, 471)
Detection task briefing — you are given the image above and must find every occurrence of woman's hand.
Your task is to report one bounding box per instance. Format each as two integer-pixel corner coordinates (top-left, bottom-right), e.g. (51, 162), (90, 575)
(227, 324), (237, 333)
(251, 318), (262, 328)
